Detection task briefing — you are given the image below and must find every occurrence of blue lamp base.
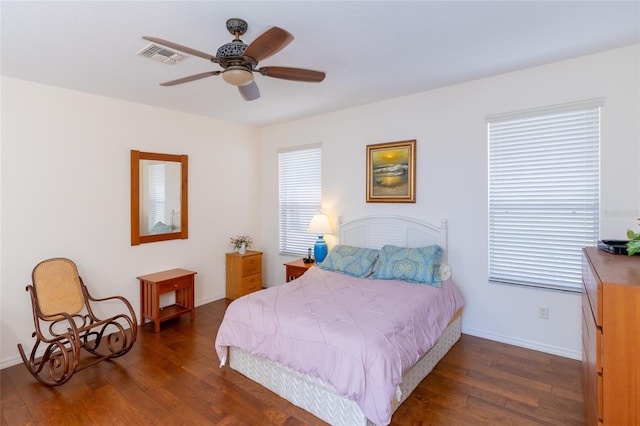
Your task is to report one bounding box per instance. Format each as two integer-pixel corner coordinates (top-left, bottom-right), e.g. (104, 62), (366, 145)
(314, 235), (328, 263)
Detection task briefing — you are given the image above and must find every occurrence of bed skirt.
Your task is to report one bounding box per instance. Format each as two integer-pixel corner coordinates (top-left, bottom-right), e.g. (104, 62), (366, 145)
(228, 309), (462, 425)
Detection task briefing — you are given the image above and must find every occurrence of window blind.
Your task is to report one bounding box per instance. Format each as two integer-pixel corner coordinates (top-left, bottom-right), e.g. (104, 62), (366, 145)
(279, 144), (322, 255)
(488, 99), (602, 292)
(147, 162), (165, 232)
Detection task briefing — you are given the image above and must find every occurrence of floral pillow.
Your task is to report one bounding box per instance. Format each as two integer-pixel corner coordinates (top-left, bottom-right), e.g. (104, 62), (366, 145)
(372, 244), (445, 287)
(319, 245), (379, 278)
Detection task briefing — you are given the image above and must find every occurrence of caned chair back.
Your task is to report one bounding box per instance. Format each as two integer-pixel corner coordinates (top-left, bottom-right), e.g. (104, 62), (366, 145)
(32, 258), (85, 319)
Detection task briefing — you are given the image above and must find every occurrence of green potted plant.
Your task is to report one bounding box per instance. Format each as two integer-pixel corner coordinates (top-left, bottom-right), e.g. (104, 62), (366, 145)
(627, 218), (640, 256)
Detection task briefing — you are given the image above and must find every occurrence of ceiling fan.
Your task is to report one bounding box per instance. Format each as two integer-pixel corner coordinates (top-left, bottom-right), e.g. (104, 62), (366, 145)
(143, 18), (326, 101)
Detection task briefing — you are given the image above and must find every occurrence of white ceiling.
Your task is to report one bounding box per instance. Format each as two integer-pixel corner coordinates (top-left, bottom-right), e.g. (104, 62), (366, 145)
(2, 1), (639, 127)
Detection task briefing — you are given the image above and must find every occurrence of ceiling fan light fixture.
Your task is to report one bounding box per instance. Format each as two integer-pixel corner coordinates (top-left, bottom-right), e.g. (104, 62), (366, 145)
(222, 66), (254, 86)
(146, 18), (324, 101)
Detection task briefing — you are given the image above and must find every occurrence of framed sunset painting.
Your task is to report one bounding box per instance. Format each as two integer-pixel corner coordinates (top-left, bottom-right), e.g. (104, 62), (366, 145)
(366, 140), (416, 203)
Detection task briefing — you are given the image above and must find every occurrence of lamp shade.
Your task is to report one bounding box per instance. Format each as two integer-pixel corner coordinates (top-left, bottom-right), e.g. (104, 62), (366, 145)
(307, 214), (332, 263)
(307, 214), (333, 235)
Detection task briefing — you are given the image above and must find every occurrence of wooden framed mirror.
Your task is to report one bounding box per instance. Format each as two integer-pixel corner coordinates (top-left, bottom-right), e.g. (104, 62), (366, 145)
(131, 150), (188, 245)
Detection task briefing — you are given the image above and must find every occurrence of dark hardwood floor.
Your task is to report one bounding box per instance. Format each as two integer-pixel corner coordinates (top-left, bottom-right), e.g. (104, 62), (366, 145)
(1, 299), (584, 425)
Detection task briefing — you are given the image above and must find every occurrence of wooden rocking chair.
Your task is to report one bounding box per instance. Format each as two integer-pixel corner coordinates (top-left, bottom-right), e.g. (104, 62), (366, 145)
(18, 258), (138, 386)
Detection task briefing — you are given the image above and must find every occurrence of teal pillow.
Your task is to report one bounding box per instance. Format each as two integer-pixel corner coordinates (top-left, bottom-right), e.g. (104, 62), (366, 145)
(319, 245), (379, 278)
(149, 221), (174, 234)
(372, 245), (444, 287)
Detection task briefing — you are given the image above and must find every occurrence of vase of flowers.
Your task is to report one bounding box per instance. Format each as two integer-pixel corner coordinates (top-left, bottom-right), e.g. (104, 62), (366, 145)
(627, 218), (640, 256)
(230, 235), (253, 254)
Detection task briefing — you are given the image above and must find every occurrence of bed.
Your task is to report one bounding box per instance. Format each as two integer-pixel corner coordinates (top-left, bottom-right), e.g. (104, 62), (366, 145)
(215, 216), (464, 425)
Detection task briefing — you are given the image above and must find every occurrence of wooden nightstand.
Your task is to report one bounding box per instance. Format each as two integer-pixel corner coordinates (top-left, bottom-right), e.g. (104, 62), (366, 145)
(284, 258), (315, 282)
(137, 268), (197, 333)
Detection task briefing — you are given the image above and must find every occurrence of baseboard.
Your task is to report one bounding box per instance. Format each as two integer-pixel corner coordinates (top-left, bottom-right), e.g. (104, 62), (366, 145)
(461, 326), (582, 361)
(197, 294), (225, 306)
(1, 354), (23, 370)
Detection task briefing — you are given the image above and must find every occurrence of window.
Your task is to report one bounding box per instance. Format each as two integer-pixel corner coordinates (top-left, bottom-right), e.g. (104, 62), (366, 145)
(488, 99), (602, 292)
(147, 162), (165, 232)
(279, 144), (322, 255)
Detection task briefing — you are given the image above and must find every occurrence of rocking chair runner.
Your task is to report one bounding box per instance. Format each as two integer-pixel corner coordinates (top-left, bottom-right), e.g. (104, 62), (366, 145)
(18, 258), (138, 386)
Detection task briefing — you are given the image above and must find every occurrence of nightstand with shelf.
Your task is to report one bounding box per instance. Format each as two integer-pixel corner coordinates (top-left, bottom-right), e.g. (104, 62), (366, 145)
(284, 258), (315, 282)
(137, 268), (197, 333)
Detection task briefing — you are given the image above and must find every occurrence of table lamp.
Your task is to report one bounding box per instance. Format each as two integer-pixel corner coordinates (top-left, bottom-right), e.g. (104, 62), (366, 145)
(307, 214), (333, 263)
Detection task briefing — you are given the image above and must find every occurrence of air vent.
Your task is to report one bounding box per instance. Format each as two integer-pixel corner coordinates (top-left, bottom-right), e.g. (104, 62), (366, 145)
(137, 43), (187, 65)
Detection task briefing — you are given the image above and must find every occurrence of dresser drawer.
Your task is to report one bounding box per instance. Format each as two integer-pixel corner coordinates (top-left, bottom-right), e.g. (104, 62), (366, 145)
(582, 335), (598, 426)
(582, 290), (602, 374)
(241, 274), (262, 294)
(597, 373), (603, 423)
(158, 275), (192, 293)
(582, 255), (602, 326)
(582, 297), (603, 425)
(242, 256), (261, 276)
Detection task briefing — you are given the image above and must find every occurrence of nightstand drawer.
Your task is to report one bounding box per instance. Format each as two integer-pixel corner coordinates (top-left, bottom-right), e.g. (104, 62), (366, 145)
(241, 275), (262, 293)
(242, 256), (261, 276)
(158, 275), (192, 293)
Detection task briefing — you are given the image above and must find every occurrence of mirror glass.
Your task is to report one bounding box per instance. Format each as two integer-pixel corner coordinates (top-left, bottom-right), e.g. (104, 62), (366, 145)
(131, 150), (188, 245)
(139, 159), (181, 235)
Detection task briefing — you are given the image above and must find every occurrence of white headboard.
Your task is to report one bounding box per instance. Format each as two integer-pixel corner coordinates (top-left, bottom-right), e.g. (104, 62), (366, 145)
(338, 215), (448, 260)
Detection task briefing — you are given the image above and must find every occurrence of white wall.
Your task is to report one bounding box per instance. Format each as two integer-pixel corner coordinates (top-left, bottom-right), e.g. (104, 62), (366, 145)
(258, 45), (640, 359)
(0, 77), (259, 368)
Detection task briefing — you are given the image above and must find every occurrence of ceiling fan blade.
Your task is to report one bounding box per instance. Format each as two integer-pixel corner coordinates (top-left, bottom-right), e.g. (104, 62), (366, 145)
(243, 27), (293, 62)
(159, 71), (221, 86)
(143, 36), (222, 64)
(258, 66), (325, 82)
(238, 81), (260, 101)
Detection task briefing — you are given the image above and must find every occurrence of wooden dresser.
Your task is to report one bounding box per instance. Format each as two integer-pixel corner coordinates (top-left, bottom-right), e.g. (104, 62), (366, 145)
(581, 247), (640, 425)
(226, 251), (262, 300)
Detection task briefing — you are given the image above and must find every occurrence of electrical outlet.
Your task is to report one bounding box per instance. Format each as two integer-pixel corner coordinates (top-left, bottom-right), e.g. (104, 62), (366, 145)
(538, 306), (549, 319)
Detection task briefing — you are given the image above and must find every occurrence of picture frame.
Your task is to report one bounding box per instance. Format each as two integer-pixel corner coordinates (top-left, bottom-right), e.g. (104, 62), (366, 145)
(366, 140), (416, 203)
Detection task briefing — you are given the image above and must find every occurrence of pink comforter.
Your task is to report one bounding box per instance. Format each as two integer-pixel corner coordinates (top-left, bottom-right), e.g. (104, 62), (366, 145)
(215, 266), (464, 425)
